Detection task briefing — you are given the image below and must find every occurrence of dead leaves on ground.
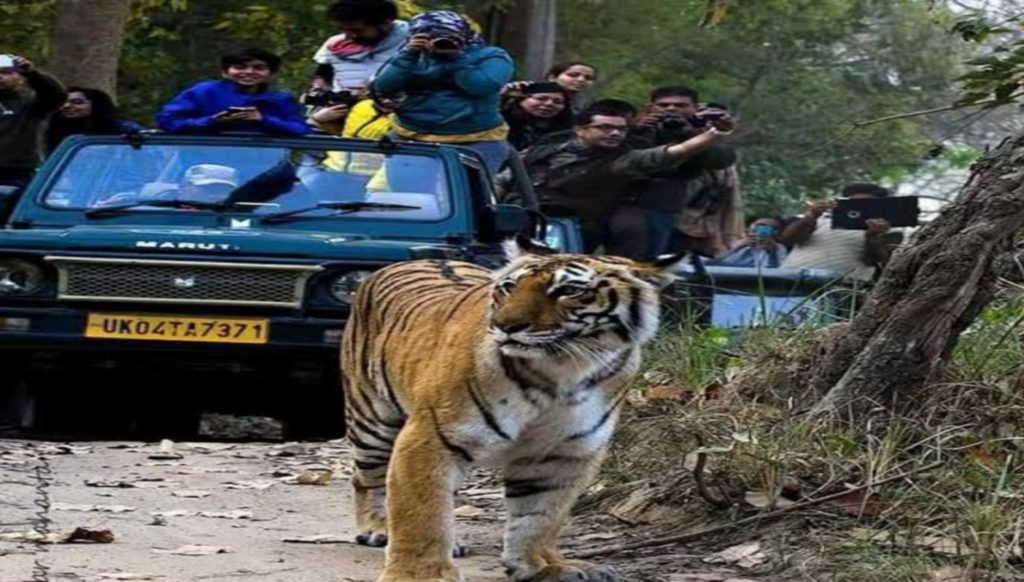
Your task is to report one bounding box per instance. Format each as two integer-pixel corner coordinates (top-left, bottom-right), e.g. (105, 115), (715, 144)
(0, 527), (114, 544)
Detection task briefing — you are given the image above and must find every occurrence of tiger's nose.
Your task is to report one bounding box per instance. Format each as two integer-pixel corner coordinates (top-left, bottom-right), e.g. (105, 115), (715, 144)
(497, 322), (530, 334)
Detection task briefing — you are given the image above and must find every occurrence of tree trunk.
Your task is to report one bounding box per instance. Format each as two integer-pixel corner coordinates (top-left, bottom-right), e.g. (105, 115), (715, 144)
(496, 0), (557, 79)
(47, 0), (132, 99)
(811, 133), (1024, 416)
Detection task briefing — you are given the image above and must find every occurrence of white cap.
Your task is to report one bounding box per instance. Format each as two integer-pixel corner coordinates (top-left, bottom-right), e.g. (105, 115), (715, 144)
(184, 164), (239, 187)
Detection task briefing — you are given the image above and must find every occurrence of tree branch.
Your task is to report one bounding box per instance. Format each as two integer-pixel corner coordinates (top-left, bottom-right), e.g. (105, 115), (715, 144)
(570, 461), (944, 559)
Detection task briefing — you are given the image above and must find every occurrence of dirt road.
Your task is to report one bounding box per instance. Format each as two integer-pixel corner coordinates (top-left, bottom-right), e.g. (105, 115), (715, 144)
(2, 439), (715, 582)
(0, 439), (518, 582)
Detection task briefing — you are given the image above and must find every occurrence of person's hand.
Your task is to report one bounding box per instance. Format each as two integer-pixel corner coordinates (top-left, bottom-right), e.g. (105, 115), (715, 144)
(807, 199), (836, 218)
(311, 104), (350, 123)
(212, 108), (260, 124)
(635, 112), (662, 128)
(708, 112), (736, 133)
(865, 218), (892, 234)
(502, 81), (531, 97)
(406, 34), (432, 53)
(232, 108), (262, 123)
(12, 56), (34, 74)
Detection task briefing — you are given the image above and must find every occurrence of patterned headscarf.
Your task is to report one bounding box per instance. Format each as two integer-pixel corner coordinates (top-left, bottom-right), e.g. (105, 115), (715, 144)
(408, 10), (485, 48)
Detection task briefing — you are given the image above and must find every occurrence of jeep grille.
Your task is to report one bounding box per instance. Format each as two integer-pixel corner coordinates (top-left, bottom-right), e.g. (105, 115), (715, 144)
(45, 257), (322, 308)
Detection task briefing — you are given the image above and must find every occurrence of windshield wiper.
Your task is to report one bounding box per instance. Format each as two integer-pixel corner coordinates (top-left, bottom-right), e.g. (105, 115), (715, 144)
(84, 199), (230, 218)
(260, 201), (421, 224)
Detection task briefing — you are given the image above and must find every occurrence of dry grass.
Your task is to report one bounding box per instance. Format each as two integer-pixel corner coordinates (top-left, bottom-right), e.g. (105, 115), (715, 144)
(587, 297), (1024, 581)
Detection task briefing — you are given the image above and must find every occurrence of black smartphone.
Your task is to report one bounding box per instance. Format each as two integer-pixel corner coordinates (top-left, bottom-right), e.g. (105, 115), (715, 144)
(831, 197), (920, 230)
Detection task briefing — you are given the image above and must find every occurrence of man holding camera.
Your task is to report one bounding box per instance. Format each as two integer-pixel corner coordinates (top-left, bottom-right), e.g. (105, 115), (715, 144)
(496, 104), (737, 255)
(782, 183), (904, 281)
(0, 54), (66, 190)
(370, 10), (514, 173)
(624, 86), (743, 259)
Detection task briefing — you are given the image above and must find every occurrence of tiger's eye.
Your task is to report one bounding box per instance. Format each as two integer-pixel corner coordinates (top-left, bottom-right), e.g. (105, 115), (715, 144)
(550, 285), (589, 299)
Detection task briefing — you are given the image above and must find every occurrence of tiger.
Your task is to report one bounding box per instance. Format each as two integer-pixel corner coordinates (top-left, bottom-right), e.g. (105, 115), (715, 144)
(340, 236), (686, 582)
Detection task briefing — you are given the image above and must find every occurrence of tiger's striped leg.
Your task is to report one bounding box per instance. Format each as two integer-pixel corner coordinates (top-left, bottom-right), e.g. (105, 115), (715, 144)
(347, 388), (404, 547)
(351, 422), (401, 547)
(501, 454), (618, 582)
(379, 414), (468, 582)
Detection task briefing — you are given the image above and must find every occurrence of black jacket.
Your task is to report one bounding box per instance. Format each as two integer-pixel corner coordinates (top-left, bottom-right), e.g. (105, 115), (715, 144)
(0, 70), (66, 170)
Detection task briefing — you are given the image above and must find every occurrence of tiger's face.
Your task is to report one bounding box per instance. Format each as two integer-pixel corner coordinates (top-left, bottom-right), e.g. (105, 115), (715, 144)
(489, 238), (685, 359)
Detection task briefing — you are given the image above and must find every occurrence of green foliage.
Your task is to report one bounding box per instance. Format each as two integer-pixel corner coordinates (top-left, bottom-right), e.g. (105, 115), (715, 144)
(559, 0), (966, 214)
(953, 11), (1024, 107)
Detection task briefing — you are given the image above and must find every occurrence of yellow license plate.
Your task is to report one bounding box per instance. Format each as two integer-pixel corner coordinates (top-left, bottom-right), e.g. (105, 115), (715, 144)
(85, 314), (269, 344)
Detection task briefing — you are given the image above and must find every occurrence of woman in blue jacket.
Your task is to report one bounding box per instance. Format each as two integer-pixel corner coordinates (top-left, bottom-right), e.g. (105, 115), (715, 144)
(156, 48), (310, 136)
(370, 11), (514, 173)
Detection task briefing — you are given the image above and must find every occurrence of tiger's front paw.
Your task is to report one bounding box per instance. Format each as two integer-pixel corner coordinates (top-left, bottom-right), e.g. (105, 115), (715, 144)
(378, 560), (463, 582)
(356, 529), (388, 547)
(508, 559), (618, 582)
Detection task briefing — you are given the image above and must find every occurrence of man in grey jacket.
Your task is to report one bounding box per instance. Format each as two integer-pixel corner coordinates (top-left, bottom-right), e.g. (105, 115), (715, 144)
(0, 54), (66, 190)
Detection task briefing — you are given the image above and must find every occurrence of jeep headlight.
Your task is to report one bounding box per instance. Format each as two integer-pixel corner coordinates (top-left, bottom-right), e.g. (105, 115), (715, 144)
(329, 270), (373, 304)
(0, 259), (45, 295)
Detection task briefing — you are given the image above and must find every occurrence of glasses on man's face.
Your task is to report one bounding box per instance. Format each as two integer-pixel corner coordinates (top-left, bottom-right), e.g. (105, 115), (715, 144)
(586, 124), (628, 133)
(65, 99), (89, 106)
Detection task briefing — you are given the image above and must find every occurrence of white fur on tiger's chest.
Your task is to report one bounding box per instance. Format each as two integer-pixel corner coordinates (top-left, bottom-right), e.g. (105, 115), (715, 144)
(464, 349), (638, 468)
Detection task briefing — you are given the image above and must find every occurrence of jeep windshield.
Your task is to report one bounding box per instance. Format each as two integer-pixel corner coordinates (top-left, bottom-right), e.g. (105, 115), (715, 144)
(43, 143), (450, 222)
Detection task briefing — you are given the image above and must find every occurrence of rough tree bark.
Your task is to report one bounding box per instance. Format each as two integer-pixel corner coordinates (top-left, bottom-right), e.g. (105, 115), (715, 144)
(47, 0), (132, 99)
(811, 133), (1024, 416)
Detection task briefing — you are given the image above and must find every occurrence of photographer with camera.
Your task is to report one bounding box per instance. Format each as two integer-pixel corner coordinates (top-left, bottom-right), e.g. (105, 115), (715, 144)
(0, 54), (66, 190)
(781, 183), (905, 281)
(607, 86), (740, 259)
(370, 10), (514, 174)
(311, 0), (409, 94)
(304, 87), (363, 135)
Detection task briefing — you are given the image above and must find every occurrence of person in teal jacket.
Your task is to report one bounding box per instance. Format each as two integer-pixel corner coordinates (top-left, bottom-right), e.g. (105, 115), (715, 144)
(370, 11), (513, 173)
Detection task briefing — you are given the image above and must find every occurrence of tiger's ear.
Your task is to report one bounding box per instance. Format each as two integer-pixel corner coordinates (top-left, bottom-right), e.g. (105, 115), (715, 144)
(503, 234), (557, 262)
(633, 252), (689, 287)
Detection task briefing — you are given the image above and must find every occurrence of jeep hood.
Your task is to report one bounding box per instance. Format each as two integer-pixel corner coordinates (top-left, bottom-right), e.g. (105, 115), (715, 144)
(0, 225), (443, 262)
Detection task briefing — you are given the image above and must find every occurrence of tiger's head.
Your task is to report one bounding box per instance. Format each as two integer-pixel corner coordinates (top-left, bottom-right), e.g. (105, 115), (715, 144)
(489, 236), (686, 359)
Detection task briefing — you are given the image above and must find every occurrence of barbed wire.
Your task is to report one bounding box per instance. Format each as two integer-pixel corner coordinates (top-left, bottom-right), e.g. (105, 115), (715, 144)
(29, 446), (53, 582)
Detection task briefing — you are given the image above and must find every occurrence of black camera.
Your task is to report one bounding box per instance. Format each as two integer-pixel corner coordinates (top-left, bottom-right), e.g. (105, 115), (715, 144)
(304, 89), (360, 108)
(429, 36), (464, 52)
(656, 111), (691, 131)
(694, 110), (727, 127)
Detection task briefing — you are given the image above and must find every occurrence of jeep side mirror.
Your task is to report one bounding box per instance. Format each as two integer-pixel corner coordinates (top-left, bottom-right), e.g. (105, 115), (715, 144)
(486, 204), (532, 241)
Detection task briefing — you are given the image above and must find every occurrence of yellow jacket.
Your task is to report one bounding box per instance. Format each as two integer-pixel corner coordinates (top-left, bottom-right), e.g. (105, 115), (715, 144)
(322, 100), (393, 181)
(342, 100), (392, 139)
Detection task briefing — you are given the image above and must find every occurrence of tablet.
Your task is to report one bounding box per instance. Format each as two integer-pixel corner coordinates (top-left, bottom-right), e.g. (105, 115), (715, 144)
(831, 196), (919, 230)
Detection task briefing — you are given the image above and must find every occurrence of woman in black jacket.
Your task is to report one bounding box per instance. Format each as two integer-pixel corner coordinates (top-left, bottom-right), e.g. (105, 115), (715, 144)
(45, 87), (142, 154)
(501, 82), (572, 151)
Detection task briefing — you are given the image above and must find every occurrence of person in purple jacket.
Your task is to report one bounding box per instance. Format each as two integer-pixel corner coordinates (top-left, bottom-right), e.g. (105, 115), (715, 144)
(156, 48), (310, 135)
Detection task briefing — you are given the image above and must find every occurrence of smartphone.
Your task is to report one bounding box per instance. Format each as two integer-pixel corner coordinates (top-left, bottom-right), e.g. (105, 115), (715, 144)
(0, 55), (15, 68)
(831, 197), (920, 230)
